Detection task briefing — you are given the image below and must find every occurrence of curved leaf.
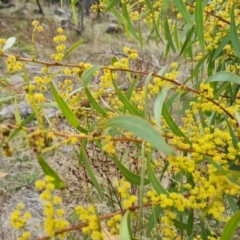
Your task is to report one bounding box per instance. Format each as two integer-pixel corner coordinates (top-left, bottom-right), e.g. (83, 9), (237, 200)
(147, 155), (168, 194)
(113, 155), (149, 186)
(104, 0), (121, 11)
(113, 79), (144, 117)
(85, 88), (107, 117)
(230, 5), (240, 58)
(104, 115), (174, 155)
(162, 104), (189, 142)
(37, 154), (65, 189)
(154, 87), (168, 130)
(205, 72), (240, 84)
(221, 210), (240, 240)
(80, 141), (104, 198)
(120, 210), (132, 240)
(82, 66), (102, 88)
(50, 82), (87, 133)
(172, 0), (192, 24)
(8, 113), (35, 141)
(147, 205), (162, 236)
(64, 39), (84, 59)
(122, 3), (139, 40)
(3, 37), (16, 51)
(195, 0), (205, 50)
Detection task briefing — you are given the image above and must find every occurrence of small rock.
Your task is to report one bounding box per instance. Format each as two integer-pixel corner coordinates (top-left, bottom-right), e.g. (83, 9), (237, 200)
(105, 23), (122, 34)
(0, 102), (59, 121)
(9, 74), (24, 85)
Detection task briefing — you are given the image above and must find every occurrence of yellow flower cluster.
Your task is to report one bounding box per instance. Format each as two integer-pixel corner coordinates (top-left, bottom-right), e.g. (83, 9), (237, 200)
(129, 11), (140, 21)
(51, 28), (67, 62)
(17, 232), (31, 240)
(32, 74), (51, 92)
(32, 20), (44, 32)
(90, 0), (106, 13)
(113, 58), (129, 69)
(75, 205), (104, 240)
(115, 178), (137, 208)
(129, 88), (146, 111)
(10, 203), (32, 240)
(106, 214), (122, 235)
(10, 203), (32, 229)
(202, 0), (240, 56)
(6, 55), (23, 72)
(35, 176), (69, 239)
(167, 155), (195, 173)
(0, 38), (6, 54)
(102, 135), (115, 154)
(159, 214), (178, 239)
(58, 79), (73, 100)
(123, 47), (138, 59)
(100, 68), (117, 89)
(146, 190), (191, 212)
(199, 83), (214, 98)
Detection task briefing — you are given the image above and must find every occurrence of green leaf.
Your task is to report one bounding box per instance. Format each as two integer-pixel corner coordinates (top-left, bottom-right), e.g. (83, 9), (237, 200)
(79, 141), (104, 198)
(235, 111), (240, 126)
(166, 92), (179, 110)
(71, 0), (78, 24)
(104, 0), (125, 25)
(154, 87), (168, 130)
(8, 113), (35, 141)
(113, 155), (149, 186)
(161, 0), (170, 22)
(104, 0), (121, 11)
(112, 79), (144, 117)
(111, 56), (119, 65)
(162, 104), (189, 141)
(144, 0), (154, 12)
(126, 78), (138, 100)
(85, 88), (107, 117)
(226, 118), (238, 149)
(230, 5), (240, 58)
(122, 3), (139, 40)
(3, 37), (16, 51)
(200, 218), (208, 240)
(164, 18), (176, 52)
(50, 82), (87, 133)
(195, 0), (205, 50)
(14, 98), (21, 125)
(205, 72), (240, 85)
(0, 95), (15, 103)
(144, 72), (153, 117)
(120, 210), (132, 240)
(226, 195), (238, 213)
(173, 20), (179, 48)
(214, 82), (229, 99)
(147, 205), (162, 236)
(82, 66), (102, 88)
(187, 210), (194, 235)
(212, 34), (230, 61)
(173, 219), (187, 230)
(221, 210), (240, 240)
(104, 115), (174, 155)
(214, 170), (240, 179)
(147, 155), (168, 194)
(179, 26), (195, 56)
(172, 0), (192, 24)
(63, 39), (84, 59)
(37, 154), (65, 189)
(70, 0), (78, 6)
